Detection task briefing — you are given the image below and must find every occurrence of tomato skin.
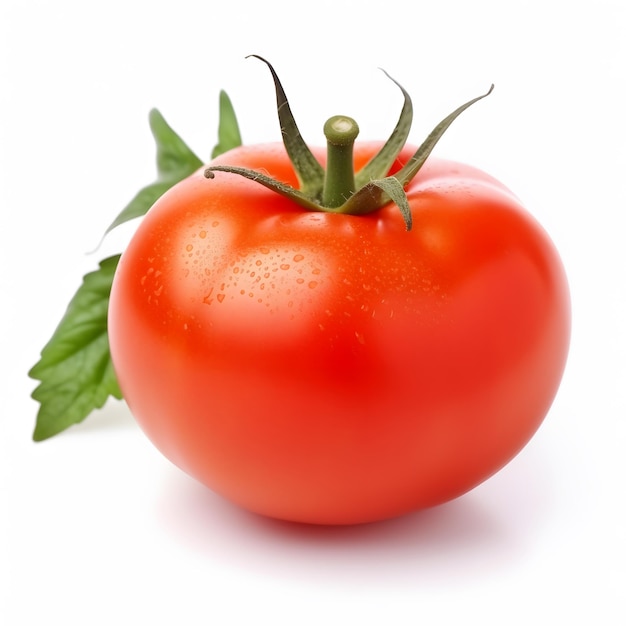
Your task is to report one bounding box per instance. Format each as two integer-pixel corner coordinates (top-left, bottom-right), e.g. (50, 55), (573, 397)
(108, 142), (570, 525)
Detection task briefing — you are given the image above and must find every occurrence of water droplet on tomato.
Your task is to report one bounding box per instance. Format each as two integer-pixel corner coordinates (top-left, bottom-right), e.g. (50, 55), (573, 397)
(308, 281), (318, 289)
(217, 293), (225, 303)
(293, 254), (304, 262)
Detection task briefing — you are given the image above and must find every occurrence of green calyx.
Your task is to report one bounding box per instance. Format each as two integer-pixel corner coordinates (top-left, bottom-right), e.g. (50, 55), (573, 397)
(204, 55), (494, 230)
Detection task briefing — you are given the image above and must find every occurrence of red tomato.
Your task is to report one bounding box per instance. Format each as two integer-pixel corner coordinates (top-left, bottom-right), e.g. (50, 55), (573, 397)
(108, 141), (570, 525)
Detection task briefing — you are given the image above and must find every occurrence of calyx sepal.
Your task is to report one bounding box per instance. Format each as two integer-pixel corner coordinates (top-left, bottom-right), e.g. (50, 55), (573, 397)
(205, 56), (493, 230)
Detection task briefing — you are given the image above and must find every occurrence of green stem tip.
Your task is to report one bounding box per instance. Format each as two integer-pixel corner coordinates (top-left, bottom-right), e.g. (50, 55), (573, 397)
(322, 115), (359, 208)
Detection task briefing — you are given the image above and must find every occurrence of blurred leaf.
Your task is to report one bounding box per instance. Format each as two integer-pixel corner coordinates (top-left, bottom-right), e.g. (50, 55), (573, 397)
(29, 256), (122, 441)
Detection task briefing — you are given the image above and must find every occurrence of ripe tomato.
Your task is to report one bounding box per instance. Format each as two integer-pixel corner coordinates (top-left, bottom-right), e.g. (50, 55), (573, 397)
(108, 140), (570, 525)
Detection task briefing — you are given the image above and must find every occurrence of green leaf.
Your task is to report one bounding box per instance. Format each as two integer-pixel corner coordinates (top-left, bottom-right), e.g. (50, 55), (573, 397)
(367, 177), (412, 231)
(355, 70), (413, 188)
(394, 84), (495, 186)
(211, 90), (243, 158)
(29, 256), (122, 441)
(248, 55), (325, 197)
(29, 90), (243, 440)
(103, 108), (203, 235)
(205, 164), (321, 211)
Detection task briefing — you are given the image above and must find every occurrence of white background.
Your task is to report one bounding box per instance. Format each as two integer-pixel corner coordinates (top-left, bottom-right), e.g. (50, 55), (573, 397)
(1, 0), (625, 624)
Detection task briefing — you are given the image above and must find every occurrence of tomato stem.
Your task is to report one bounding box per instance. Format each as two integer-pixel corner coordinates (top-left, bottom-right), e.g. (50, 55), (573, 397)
(322, 115), (359, 208)
(204, 57), (494, 233)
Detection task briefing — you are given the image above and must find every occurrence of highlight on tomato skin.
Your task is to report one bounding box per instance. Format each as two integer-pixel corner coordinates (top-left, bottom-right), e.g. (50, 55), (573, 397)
(108, 138), (570, 525)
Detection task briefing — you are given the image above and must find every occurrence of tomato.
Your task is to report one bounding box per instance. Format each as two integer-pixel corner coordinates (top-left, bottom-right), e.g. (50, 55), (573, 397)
(108, 139), (570, 525)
